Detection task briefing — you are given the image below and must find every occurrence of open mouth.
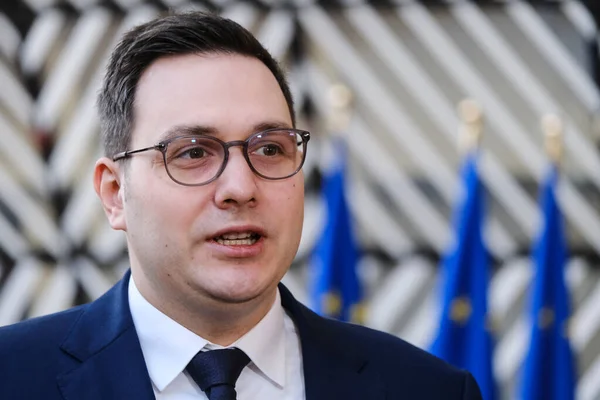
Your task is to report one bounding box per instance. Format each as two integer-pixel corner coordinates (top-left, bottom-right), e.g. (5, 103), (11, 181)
(213, 232), (261, 246)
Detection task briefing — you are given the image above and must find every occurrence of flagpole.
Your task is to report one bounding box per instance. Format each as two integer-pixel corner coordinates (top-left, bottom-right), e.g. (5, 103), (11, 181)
(431, 97), (497, 399)
(327, 83), (353, 135)
(541, 113), (563, 166)
(310, 82), (363, 323)
(518, 112), (575, 400)
(317, 82), (353, 318)
(457, 98), (483, 155)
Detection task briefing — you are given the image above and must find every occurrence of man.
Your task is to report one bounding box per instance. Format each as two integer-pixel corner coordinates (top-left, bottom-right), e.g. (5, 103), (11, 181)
(0, 12), (482, 400)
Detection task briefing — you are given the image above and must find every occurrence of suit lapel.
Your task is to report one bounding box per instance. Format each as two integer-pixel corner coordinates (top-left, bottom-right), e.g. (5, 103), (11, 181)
(279, 284), (385, 400)
(56, 276), (383, 400)
(57, 271), (154, 400)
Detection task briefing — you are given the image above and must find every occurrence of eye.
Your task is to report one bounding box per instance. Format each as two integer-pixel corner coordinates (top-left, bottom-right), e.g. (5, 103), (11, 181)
(172, 146), (208, 160)
(183, 147), (205, 159)
(255, 143), (283, 157)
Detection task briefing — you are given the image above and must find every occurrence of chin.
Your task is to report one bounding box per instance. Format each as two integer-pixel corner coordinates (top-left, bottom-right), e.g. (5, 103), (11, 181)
(202, 277), (272, 305)
(206, 288), (263, 305)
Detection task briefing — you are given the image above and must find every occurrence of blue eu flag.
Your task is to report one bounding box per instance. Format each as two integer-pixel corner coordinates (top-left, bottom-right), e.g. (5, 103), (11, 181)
(431, 153), (496, 400)
(519, 166), (576, 400)
(310, 139), (362, 323)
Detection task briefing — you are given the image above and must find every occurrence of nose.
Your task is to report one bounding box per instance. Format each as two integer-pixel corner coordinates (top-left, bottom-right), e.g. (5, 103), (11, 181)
(214, 146), (258, 208)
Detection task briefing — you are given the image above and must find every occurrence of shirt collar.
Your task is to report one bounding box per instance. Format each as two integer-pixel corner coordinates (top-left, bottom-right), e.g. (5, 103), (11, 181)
(231, 289), (286, 387)
(128, 277), (286, 392)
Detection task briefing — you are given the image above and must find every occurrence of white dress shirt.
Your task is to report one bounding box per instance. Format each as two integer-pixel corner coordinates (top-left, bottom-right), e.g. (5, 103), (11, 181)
(128, 277), (305, 399)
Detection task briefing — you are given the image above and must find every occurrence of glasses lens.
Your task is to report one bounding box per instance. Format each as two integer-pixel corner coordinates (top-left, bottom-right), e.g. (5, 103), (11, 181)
(164, 136), (225, 185)
(247, 130), (305, 179)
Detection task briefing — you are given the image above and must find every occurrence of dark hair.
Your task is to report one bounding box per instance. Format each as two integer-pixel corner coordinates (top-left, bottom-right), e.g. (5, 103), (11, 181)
(97, 11), (295, 157)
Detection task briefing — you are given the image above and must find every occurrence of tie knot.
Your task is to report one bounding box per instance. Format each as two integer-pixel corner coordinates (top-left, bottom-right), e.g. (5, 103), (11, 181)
(186, 348), (250, 399)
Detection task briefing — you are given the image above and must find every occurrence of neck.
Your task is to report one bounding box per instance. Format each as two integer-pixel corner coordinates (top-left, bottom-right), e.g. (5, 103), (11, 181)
(132, 272), (277, 346)
(178, 291), (277, 346)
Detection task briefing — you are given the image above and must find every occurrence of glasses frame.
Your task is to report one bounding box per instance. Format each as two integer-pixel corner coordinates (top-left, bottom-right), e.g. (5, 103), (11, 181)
(112, 128), (311, 186)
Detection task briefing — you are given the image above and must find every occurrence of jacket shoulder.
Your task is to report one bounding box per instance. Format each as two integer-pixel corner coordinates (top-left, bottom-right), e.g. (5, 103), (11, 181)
(318, 316), (451, 369)
(0, 305), (86, 354)
(307, 313), (481, 399)
(0, 305), (91, 399)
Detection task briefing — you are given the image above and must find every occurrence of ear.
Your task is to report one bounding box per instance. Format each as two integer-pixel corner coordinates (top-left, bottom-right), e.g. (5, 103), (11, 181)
(94, 157), (127, 231)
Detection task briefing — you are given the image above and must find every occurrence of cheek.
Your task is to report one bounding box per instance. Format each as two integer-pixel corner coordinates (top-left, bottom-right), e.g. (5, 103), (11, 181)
(127, 181), (204, 236)
(274, 181), (304, 234)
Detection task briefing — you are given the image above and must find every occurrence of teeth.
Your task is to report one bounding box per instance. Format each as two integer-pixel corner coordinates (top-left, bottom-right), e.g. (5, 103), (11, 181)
(219, 232), (254, 240)
(215, 237), (258, 246)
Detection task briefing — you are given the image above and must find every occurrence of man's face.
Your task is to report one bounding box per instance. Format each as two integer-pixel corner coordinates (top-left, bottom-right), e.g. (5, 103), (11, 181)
(115, 53), (303, 308)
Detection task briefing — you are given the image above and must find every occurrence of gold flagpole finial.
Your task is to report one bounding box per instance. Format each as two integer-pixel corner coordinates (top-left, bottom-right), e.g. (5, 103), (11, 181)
(541, 113), (563, 165)
(328, 83), (353, 134)
(457, 98), (483, 155)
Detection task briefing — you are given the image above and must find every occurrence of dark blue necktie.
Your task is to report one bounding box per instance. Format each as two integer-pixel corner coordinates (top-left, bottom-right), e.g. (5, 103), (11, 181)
(186, 348), (250, 400)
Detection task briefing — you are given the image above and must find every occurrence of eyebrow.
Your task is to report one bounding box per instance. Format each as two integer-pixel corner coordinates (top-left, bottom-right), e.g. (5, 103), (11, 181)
(159, 125), (217, 142)
(158, 120), (293, 143)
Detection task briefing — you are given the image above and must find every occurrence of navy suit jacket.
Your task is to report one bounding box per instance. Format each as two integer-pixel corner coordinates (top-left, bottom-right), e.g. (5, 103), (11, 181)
(0, 271), (482, 399)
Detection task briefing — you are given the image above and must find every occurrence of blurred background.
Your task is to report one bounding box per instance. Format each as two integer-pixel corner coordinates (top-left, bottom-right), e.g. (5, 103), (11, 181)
(1, 0), (600, 398)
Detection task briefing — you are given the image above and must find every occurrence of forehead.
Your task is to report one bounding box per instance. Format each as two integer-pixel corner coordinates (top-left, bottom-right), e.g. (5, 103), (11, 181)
(132, 53), (292, 145)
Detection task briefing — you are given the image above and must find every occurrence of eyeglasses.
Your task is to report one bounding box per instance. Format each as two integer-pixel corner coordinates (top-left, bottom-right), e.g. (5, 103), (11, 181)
(112, 128), (311, 186)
